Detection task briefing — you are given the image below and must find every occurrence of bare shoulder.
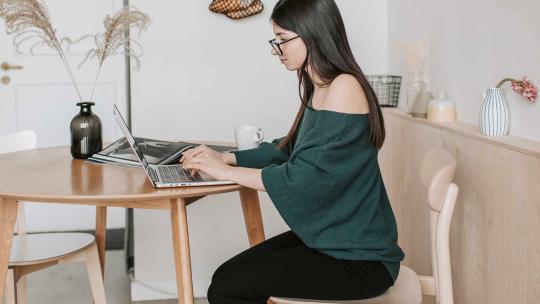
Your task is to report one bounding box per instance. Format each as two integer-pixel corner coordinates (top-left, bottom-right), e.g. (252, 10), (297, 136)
(320, 74), (370, 114)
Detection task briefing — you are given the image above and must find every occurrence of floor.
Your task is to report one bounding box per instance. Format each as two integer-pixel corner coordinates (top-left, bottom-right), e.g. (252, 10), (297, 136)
(5, 250), (209, 304)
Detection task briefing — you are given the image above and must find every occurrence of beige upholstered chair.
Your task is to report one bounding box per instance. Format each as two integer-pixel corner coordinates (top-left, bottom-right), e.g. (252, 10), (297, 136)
(269, 147), (459, 304)
(1, 131), (107, 304)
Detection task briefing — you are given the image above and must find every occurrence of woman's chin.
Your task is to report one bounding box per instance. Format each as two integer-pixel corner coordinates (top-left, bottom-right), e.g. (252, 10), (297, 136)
(283, 63), (299, 71)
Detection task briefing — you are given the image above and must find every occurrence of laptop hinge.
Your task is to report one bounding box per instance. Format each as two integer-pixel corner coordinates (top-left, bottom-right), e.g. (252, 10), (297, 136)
(148, 166), (159, 182)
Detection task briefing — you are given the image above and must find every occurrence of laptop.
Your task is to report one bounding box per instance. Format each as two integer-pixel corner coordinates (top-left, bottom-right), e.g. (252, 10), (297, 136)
(113, 105), (236, 188)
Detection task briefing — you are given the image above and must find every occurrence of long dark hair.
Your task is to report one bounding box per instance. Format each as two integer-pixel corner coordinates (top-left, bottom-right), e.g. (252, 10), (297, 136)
(271, 0), (386, 150)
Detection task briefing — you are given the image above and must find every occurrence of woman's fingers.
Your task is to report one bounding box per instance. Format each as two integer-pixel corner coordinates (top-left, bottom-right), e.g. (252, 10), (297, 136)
(183, 156), (203, 176)
(182, 147), (198, 161)
(180, 146), (214, 176)
(180, 145), (209, 163)
(180, 147), (199, 163)
(187, 151), (204, 164)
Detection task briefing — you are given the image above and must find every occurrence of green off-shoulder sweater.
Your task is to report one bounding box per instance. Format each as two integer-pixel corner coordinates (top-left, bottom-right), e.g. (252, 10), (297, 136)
(231, 98), (404, 282)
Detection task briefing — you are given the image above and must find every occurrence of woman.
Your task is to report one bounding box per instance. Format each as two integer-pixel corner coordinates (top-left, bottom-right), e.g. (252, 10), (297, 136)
(180, 0), (404, 302)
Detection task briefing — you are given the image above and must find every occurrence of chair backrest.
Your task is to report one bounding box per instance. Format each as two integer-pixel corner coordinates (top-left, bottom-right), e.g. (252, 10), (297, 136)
(0, 130), (38, 235)
(419, 147), (459, 304)
(0, 130), (37, 155)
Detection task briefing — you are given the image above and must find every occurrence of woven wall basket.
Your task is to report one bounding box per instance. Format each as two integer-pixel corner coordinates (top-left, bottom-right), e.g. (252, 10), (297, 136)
(209, 0), (264, 19)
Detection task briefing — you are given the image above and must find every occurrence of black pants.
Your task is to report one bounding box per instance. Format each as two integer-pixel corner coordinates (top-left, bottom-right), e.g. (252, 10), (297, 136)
(207, 230), (394, 304)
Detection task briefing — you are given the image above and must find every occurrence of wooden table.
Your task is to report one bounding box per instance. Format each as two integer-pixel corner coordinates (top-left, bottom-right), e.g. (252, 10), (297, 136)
(0, 145), (266, 304)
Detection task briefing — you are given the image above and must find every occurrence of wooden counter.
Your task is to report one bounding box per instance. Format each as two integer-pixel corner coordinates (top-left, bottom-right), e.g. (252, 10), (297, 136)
(379, 108), (539, 304)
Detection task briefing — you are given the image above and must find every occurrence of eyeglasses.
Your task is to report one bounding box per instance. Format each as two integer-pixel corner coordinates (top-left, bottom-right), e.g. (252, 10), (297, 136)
(268, 36), (300, 56)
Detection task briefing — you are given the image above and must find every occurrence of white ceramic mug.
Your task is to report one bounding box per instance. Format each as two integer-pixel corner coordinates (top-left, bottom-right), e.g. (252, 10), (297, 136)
(234, 126), (264, 150)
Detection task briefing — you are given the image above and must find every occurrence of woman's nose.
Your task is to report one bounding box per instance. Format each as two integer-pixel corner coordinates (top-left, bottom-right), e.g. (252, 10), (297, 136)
(271, 48), (277, 56)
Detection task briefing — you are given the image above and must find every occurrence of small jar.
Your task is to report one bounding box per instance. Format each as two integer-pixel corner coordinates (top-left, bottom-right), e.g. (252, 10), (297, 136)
(427, 92), (456, 123)
(70, 102), (102, 159)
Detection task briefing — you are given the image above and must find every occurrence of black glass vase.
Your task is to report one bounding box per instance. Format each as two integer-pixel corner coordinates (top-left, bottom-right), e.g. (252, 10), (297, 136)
(70, 102), (103, 159)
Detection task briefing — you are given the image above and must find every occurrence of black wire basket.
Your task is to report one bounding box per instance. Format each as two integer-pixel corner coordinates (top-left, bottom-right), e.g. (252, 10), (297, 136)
(366, 75), (402, 107)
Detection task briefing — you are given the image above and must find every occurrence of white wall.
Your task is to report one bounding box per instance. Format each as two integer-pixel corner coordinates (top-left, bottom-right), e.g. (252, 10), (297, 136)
(131, 0), (388, 143)
(130, 0), (388, 300)
(388, 0), (540, 141)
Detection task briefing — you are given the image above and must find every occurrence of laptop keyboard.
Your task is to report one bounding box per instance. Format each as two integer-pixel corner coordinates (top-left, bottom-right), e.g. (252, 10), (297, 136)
(157, 165), (204, 183)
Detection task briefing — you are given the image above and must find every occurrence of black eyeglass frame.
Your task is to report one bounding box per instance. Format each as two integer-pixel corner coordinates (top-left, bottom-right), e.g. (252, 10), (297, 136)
(268, 36), (300, 56)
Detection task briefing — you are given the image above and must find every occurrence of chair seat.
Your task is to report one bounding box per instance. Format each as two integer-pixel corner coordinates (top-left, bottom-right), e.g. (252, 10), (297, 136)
(9, 233), (95, 265)
(269, 266), (422, 304)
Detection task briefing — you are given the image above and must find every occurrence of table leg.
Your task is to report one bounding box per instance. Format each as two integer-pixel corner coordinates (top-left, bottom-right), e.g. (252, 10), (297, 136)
(239, 188), (266, 247)
(170, 198), (194, 304)
(0, 198), (18, 302)
(95, 206), (107, 278)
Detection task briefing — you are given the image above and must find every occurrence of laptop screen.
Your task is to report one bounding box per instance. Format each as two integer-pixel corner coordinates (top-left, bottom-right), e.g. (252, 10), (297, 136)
(113, 105), (150, 171)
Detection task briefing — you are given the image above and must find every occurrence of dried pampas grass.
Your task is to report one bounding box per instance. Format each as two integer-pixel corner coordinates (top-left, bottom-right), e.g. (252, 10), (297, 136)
(0, 1), (150, 102)
(0, 0), (83, 100)
(74, 5), (150, 100)
(395, 38), (428, 78)
(0, 0), (57, 53)
(78, 6), (150, 70)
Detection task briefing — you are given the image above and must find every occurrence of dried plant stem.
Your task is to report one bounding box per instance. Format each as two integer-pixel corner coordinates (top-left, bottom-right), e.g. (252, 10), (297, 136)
(56, 44), (83, 101)
(496, 78), (515, 89)
(89, 65), (102, 101)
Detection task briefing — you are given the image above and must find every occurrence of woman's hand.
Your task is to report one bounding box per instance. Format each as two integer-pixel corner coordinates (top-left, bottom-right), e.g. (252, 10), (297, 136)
(180, 144), (265, 190)
(179, 145), (232, 180)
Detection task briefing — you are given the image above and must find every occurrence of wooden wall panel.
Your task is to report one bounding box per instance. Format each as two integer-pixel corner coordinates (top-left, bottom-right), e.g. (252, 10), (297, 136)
(379, 109), (540, 304)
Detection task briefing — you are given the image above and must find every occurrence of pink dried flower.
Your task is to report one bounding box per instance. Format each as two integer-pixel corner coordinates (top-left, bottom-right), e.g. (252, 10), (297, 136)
(511, 77), (537, 103)
(496, 76), (538, 103)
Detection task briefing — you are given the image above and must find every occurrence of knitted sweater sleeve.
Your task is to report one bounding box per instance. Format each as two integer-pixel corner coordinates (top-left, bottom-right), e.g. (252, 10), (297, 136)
(260, 111), (372, 233)
(231, 136), (291, 169)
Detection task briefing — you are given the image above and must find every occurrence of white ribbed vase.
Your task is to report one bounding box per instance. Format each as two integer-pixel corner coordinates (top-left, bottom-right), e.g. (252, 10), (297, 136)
(480, 87), (510, 136)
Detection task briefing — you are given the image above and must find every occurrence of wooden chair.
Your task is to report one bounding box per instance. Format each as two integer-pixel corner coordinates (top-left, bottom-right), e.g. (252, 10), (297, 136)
(269, 147), (459, 304)
(1, 131), (107, 304)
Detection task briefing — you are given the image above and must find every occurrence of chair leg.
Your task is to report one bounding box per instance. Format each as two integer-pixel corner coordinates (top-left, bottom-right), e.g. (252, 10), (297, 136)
(0, 199), (18, 303)
(4, 269), (28, 304)
(5, 269), (15, 304)
(14, 274), (27, 304)
(84, 243), (107, 304)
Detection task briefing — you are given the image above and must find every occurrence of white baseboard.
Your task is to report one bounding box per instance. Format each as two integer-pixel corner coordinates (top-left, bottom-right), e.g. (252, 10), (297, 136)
(131, 277), (210, 302)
